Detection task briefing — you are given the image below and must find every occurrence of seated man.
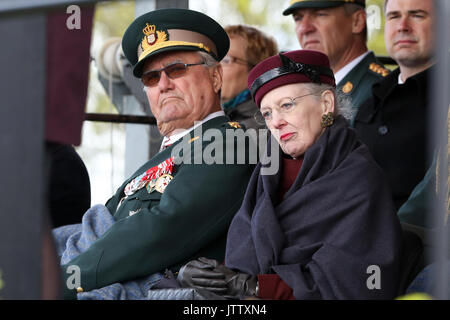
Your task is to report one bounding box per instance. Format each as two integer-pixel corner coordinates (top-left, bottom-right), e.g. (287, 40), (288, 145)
(354, 0), (435, 211)
(283, 0), (390, 125)
(55, 8), (256, 300)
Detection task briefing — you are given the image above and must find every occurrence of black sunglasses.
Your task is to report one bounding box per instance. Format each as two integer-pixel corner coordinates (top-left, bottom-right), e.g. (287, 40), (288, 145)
(141, 61), (206, 87)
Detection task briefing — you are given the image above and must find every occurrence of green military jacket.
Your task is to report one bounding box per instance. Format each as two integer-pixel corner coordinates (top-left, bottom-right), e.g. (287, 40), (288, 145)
(338, 52), (390, 126)
(61, 115), (256, 299)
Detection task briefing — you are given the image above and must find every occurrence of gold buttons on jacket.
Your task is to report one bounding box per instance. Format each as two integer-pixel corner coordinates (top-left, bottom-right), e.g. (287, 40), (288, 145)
(342, 81), (354, 94)
(76, 287), (84, 293)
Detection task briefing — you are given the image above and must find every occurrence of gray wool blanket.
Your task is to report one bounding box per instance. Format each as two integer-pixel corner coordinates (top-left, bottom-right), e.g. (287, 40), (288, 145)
(52, 204), (212, 300)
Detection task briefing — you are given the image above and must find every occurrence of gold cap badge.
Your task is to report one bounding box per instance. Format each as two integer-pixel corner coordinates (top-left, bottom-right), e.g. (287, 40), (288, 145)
(141, 23), (168, 53)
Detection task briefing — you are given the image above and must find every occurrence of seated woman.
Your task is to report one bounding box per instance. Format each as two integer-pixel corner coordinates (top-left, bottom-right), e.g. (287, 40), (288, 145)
(177, 50), (403, 300)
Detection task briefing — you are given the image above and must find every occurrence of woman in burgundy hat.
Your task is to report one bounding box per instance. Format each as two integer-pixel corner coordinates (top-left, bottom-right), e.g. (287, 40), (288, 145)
(177, 50), (403, 300)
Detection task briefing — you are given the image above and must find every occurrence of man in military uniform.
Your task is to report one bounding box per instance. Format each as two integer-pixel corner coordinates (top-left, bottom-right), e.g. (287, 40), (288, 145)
(58, 8), (256, 299)
(354, 0), (435, 211)
(283, 0), (390, 125)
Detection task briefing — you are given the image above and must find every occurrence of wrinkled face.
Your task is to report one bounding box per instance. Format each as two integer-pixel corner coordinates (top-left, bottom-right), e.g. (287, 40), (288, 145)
(260, 83), (334, 158)
(293, 6), (355, 68)
(143, 51), (222, 136)
(385, 0), (435, 69)
(220, 35), (250, 103)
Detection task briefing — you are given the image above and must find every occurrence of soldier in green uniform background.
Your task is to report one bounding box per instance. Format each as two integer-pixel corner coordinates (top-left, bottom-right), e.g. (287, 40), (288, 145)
(283, 0), (390, 125)
(56, 8), (256, 299)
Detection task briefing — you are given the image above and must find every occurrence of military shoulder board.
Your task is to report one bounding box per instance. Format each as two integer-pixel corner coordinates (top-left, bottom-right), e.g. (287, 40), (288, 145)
(369, 63), (390, 77)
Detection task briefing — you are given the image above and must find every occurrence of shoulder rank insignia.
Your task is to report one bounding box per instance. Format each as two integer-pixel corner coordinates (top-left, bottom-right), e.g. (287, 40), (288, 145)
(227, 121), (242, 129)
(342, 81), (354, 94)
(188, 136), (200, 144)
(369, 63), (390, 77)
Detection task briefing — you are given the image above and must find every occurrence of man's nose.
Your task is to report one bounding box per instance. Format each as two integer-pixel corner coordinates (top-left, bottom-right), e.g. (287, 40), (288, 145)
(296, 14), (315, 36)
(157, 71), (175, 91)
(397, 15), (412, 33)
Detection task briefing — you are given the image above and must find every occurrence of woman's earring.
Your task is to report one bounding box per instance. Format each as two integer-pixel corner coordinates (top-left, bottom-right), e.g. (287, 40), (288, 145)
(321, 112), (334, 128)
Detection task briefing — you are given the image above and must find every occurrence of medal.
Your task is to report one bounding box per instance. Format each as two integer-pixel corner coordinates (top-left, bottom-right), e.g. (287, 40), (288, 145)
(146, 178), (157, 193)
(124, 157), (175, 196)
(155, 174), (173, 193)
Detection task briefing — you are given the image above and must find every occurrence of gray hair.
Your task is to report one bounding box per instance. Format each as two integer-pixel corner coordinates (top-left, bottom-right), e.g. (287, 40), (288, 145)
(343, 3), (368, 43)
(304, 83), (355, 121)
(197, 51), (219, 68)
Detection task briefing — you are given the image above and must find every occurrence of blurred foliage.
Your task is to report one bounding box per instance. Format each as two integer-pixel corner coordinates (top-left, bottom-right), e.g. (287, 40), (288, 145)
(192, 0), (390, 54)
(190, 0), (298, 51)
(366, 0), (388, 56)
(0, 269), (4, 293)
(94, 0), (135, 37)
(224, 0), (297, 50)
(86, 1), (134, 135)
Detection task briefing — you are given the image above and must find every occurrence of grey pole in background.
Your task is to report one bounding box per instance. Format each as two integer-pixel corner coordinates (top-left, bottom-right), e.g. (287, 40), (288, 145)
(430, 0), (450, 300)
(0, 0), (108, 300)
(0, 9), (47, 299)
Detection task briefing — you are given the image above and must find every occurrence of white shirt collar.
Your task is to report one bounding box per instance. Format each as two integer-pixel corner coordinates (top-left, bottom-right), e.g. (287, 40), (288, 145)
(160, 110), (225, 150)
(334, 51), (371, 85)
(398, 73), (405, 84)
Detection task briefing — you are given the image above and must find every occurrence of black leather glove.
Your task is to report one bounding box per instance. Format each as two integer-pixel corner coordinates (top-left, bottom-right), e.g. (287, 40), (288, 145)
(177, 257), (228, 294)
(214, 264), (258, 299)
(177, 257), (258, 299)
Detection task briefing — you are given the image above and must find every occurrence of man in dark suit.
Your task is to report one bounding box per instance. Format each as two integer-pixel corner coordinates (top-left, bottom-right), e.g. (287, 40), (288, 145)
(59, 8), (256, 299)
(354, 0), (435, 210)
(283, 0), (390, 125)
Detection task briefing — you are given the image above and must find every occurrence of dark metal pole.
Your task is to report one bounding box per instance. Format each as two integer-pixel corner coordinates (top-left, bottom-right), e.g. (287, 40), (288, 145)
(85, 113), (157, 125)
(0, 0), (109, 14)
(0, 10), (47, 299)
(155, 0), (189, 9)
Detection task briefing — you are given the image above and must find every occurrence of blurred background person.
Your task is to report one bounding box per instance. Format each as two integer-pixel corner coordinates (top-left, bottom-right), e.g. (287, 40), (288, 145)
(354, 0), (435, 213)
(283, 0), (390, 125)
(221, 24), (278, 130)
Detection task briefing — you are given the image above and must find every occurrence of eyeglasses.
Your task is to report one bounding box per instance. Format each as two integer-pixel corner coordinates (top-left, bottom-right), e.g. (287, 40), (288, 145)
(141, 61), (206, 87)
(221, 55), (250, 67)
(254, 92), (319, 124)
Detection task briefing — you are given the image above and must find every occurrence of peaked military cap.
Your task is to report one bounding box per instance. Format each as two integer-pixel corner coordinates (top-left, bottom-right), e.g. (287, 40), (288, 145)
(283, 0), (365, 16)
(122, 8), (229, 77)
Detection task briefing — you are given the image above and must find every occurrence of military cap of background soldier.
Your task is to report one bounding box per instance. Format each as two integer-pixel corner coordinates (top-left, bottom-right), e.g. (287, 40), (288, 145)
(121, 8), (230, 78)
(283, 0), (365, 15)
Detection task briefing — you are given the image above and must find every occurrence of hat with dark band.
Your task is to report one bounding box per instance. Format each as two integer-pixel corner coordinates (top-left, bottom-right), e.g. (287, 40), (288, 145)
(122, 8), (229, 77)
(283, 0), (365, 16)
(248, 50), (336, 108)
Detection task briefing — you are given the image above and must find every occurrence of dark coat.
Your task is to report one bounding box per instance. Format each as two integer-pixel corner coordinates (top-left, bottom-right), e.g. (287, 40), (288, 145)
(338, 52), (389, 125)
(61, 116), (256, 299)
(45, 142), (91, 227)
(225, 116), (402, 299)
(354, 67), (429, 210)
